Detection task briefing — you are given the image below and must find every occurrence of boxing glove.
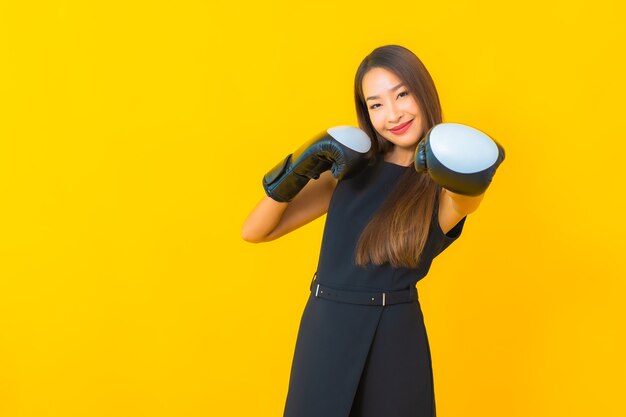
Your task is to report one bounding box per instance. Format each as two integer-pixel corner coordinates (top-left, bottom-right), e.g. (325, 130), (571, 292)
(414, 123), (505, 196)
(263, 126), (372, 203)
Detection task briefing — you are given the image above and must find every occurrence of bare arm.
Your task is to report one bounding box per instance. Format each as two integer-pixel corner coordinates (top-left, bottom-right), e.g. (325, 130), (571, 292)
(437, 188), (485, 234)
(444, 188), (485, 216)
(241, 170), (338, 243)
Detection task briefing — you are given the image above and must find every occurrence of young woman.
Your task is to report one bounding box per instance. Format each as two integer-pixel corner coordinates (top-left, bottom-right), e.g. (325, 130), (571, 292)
(241, 45), (505, 417)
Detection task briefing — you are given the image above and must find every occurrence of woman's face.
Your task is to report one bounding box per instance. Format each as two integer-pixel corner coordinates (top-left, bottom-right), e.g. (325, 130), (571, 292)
(362, 67), (424, 149)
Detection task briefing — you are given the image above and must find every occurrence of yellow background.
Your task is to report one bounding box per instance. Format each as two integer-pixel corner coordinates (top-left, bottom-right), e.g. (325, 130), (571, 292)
(1, 0), (624, 416)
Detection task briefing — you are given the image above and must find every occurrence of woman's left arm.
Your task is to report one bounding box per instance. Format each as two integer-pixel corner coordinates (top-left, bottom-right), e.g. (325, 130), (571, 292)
(442, 188), (485, 217)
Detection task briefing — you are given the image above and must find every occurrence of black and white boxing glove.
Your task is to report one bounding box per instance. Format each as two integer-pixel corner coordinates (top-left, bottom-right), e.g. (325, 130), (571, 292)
(414, 123), (505, 196)
(263, 126), (372, 203)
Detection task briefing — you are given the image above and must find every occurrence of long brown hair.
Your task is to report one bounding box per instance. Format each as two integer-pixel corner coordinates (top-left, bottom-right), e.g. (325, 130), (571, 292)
(353, 45), (444, 269)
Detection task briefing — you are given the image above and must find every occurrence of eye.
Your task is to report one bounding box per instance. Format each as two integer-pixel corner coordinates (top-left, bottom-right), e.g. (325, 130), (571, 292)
(368, 91), (409, 110)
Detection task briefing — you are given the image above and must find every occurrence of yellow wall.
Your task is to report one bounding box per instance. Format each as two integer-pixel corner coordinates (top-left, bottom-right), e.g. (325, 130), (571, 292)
(1, 1), (624, 416)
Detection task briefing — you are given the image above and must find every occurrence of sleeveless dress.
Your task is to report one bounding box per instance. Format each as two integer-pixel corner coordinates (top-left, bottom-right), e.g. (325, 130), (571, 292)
(282, 157), (467, 417)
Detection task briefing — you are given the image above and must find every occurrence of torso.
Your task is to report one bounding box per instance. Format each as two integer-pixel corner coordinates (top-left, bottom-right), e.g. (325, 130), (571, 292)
(315, 154), (466, 290)
(325, 154), (464, 235)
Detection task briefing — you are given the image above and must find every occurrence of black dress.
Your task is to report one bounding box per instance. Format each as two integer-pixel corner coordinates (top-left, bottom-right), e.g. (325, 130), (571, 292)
(282, 157), (467, 417)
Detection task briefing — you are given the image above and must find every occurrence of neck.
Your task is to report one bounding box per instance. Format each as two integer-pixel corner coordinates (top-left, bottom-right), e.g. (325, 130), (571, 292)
(383, 148), (414, 167)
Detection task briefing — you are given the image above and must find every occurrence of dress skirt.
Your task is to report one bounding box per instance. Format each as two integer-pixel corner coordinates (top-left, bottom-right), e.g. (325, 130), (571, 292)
(283, 288), (436, 417)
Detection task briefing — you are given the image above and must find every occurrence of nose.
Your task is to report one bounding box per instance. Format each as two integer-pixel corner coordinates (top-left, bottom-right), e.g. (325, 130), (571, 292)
(387, 101), (402, 123)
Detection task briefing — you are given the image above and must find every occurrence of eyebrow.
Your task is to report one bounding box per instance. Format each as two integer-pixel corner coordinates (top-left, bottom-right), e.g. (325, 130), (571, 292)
(365, 83), (406, 101)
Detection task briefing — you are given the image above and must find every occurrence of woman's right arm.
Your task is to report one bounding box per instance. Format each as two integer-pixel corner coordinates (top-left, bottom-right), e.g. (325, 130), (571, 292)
(241, 170), (338, 243)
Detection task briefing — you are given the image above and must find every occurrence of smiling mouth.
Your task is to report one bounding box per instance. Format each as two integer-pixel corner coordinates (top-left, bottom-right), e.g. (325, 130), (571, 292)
(390, 119), (413, 132)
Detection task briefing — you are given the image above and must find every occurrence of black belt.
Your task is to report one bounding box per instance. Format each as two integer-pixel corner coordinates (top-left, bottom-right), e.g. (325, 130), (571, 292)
(309, 272), (418, 307)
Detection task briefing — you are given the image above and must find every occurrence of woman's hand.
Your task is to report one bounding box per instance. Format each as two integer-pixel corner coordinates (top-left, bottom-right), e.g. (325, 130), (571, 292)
(414, 122), (505, 196)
